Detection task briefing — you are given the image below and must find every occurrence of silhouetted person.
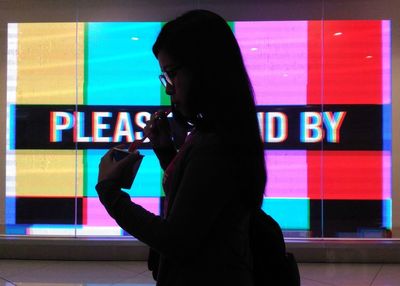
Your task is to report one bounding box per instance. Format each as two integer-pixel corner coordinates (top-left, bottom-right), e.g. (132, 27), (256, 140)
(96, 10), (266, 286)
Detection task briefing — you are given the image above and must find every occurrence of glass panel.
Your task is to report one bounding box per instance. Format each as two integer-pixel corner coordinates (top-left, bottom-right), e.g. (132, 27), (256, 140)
(1, 0), (397, 241)
(76, 22), (166, 237)
(5, 22), (82, 236)
(320, 13), (393, 238)
(69, 19), (322, 238)
(235, 20), (313, 237)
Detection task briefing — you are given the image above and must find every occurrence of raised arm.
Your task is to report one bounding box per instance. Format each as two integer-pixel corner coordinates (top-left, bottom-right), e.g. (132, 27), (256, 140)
(96, 135), (235, 263)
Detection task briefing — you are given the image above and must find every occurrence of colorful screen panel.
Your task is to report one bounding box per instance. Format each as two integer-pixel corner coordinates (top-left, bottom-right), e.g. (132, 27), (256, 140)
(6, 20), (391, 238)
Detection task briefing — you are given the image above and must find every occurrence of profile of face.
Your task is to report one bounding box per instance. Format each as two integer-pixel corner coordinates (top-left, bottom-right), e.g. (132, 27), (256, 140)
(157, 50), (193, 118)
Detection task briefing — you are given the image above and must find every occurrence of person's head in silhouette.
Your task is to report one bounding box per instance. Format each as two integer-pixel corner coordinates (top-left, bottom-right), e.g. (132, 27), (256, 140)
(153, 10), (266, 207)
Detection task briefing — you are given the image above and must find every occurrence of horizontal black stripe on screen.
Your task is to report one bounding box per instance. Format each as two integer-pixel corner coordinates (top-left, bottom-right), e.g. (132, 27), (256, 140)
(13, 104), (385, 150)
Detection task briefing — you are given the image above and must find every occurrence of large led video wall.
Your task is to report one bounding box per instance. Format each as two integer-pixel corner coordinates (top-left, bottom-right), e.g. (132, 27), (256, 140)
(6, 20), (391, 237)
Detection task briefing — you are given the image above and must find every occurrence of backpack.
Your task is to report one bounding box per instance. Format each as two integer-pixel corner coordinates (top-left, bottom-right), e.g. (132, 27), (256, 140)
(250, 209), (301, 286)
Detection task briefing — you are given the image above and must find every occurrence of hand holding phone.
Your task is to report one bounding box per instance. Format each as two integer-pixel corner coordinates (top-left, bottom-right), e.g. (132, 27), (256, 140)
(112, 148), (144, 189)
(98, 147), (144, 189)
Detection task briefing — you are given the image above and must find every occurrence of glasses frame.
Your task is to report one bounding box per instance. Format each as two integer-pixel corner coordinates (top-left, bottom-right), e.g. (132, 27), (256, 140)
(159, 65), (182, 87)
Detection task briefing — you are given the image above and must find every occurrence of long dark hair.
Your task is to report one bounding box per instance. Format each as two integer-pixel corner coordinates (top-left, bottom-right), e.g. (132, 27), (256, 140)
(153, 10), (266, 208)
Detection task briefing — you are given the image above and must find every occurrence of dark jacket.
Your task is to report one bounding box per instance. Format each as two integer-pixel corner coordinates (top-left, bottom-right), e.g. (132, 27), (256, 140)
(96, 130), (254, 286)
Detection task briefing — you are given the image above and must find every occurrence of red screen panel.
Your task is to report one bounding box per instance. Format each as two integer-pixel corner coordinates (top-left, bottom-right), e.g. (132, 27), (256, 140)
(307, 150), (383, 200)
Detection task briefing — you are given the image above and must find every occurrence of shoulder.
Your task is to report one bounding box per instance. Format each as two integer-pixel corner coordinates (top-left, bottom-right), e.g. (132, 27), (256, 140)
(197, 131), (222, 146)
(182, 131), (236, 171)
(190, 131), (225, 155)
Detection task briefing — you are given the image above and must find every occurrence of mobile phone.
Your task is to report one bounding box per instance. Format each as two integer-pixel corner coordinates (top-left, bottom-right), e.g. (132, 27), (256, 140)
(113, 148), (131, 161)
(112, 148), (144, 189)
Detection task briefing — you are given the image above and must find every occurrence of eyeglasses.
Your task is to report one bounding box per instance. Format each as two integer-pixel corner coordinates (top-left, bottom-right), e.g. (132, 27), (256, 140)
(159, 65), (182, 87)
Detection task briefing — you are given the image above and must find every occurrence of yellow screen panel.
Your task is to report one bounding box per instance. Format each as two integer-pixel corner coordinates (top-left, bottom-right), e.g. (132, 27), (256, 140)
(16, 150), (84, 197)
(16, 23), (84, 104)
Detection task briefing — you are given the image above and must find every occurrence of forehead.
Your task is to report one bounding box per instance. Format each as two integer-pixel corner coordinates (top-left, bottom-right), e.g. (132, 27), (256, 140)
(157, 50), (177, 70)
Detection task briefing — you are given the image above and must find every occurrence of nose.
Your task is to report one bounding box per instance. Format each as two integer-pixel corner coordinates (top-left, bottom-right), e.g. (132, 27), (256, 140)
(165, 82), (174, 96)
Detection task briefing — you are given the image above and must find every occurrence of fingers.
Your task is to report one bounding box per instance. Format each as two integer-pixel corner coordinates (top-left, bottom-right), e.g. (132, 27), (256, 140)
(144, 113), (156, 135)
(144, 110), (169, 138)
(154, 109), (168, 121)
(114, 144), (127, 149)
(143, 121), (153, 139)
(118, 150), (141, 168)
(98, 144), (142, 184)
(100, 147), (140, 170)
(150, 109), (168, 124)
(101, 145), (126, 164)
(102, 148), (115, 161)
